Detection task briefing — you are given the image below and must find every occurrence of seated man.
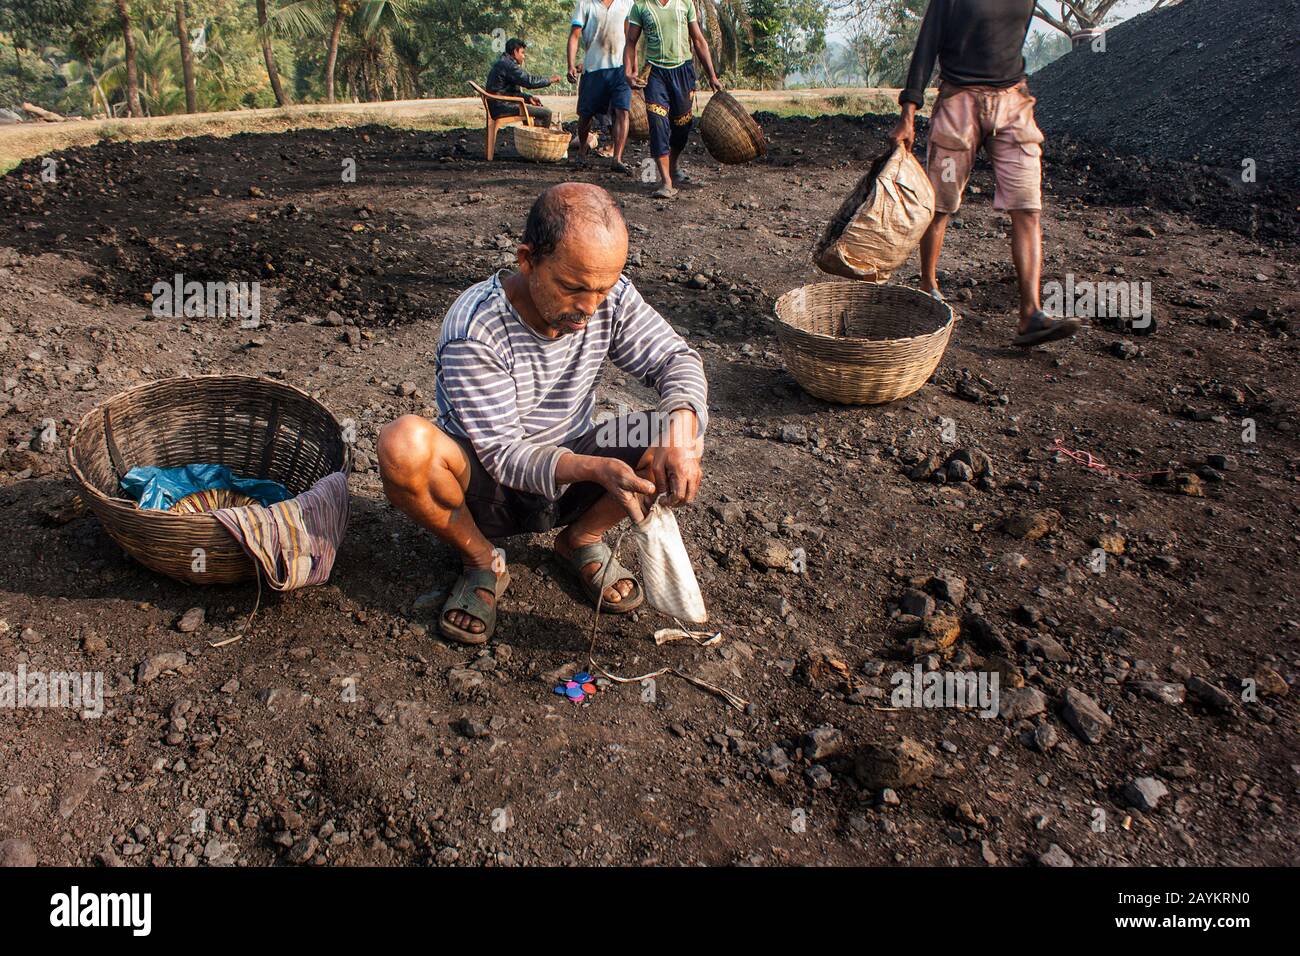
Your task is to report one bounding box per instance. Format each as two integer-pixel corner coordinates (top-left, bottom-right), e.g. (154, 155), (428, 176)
(378, 183), (708, 645)
(486, 37), (561, 128)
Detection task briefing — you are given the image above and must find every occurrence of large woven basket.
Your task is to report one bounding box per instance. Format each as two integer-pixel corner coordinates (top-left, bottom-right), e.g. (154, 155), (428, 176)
(628, 89), (650, 141)
(514, 124), (570, 162)
(774, 283), (955, 404)
(699, 90), (767, 164)
(69, 375), (351, 584)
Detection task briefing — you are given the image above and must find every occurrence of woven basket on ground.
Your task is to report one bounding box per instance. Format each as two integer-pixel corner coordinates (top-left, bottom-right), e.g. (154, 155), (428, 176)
(514, 124), (570, 162)
(628, 89), (650, 141)
(774, 283), (955, 405)
(699, 90), (767, 164)
(69, 375), (351, 585)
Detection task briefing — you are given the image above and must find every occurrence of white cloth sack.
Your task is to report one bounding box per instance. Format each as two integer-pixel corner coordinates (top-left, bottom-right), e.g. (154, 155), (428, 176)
(629, 501), (708, 623)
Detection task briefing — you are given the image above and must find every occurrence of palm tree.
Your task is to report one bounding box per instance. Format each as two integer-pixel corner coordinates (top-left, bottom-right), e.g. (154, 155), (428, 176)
(323, 0), (352, 102)
(694, 0), (751, 79)
(341, 1), (414, 101)
(112, 0), (142, 116)
(267, 0), (356, 103)
(174, 1), (197, 112)
(256, 0), (291, 106)
(132, 23), (185, 115)
(62, 51), (121, 118)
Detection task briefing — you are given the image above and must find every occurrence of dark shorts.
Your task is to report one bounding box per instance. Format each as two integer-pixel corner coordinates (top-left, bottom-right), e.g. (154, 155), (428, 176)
(577, 66), (632, 118)
(643, 61), (695, 158)
(450, 413), (650, 539)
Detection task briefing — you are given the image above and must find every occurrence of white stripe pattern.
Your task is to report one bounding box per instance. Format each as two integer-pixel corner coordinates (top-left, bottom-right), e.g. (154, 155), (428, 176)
(435, 271), (709, 500)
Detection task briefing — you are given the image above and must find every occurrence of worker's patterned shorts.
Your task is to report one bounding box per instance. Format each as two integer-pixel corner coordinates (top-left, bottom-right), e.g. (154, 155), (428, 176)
(644, 61), (696, 158)
(926, 80), (1044, 213)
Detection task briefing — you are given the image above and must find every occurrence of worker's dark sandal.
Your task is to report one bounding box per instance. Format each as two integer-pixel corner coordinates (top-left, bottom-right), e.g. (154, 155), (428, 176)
(564, 541), (644, 614)
(611, 159), (632, 175)
(1013, 310), (1081, 348)
(438, 567), (511, 645)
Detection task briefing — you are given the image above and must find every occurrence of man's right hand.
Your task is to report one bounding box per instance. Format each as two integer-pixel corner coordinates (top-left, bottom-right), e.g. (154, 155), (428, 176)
(889, 105), (917, 151)
(549, 74), (562, 85)
(566, 68), (579, 84)
(590, 457), (656, 523)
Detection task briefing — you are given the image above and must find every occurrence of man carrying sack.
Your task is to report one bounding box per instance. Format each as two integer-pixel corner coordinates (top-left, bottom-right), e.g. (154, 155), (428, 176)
(624, 0), (723, 199)
(377, 183), (708, 645)
(889, 0), (1080, 347)
(568, 0), (635, 173)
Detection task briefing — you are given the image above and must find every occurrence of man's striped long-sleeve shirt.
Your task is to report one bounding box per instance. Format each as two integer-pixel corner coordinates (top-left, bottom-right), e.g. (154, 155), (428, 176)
(434, 272), (709, 501)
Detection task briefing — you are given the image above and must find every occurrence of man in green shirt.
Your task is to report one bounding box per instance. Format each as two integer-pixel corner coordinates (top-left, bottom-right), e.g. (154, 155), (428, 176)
(625, 0), (722, 198)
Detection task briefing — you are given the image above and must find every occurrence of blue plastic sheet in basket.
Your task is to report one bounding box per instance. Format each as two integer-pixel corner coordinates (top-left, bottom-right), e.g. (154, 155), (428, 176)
(121, 464), (292, 511)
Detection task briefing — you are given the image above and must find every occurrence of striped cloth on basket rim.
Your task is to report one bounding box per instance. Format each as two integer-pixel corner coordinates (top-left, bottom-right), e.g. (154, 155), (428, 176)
(212, 471), (349, 591)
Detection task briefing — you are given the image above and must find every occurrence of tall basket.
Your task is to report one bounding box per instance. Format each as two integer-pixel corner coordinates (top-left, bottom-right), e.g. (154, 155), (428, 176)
(699, 90), (767, 164)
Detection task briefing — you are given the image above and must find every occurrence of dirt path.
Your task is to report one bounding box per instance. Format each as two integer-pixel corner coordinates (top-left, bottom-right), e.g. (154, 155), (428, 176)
(0, 89), (910, 170)
(0, 113), (1296, 867)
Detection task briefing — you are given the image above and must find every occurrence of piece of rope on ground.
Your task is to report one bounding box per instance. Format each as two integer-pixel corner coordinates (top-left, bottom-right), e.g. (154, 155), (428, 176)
(584, 523), (748, 712)
(1050, 439), (1172, 483)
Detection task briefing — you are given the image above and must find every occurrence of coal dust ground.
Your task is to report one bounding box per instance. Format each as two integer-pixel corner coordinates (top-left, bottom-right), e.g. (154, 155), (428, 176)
(0, 113), (1296, 867)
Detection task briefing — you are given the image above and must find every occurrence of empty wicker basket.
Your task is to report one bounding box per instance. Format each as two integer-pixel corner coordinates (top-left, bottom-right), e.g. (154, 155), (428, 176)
(775, 283), (955, 404)
(69, 375), (351, 584)
(699, 90), (767, 164)
(514, 124), (570, 162)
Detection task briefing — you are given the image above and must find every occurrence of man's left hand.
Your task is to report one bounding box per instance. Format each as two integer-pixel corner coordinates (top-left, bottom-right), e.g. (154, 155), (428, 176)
(650, 443), (701, 506)
(649, 409), (703, 506)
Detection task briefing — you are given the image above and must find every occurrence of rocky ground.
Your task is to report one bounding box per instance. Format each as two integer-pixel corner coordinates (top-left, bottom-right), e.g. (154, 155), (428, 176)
(0, 112), (1297, 867)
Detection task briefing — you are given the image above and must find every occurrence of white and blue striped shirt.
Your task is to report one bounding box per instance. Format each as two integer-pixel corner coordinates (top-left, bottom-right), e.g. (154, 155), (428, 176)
(435, 271), (709, 500)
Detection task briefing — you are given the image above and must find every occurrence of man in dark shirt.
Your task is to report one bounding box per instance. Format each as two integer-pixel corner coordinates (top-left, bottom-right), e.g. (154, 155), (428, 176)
(889, 0), (1080, 347)
(486, 38), (562, 127)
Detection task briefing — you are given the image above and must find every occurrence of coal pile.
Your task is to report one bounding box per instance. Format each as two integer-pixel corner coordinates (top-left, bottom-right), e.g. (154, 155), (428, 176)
(1031, 0), (1300, 188)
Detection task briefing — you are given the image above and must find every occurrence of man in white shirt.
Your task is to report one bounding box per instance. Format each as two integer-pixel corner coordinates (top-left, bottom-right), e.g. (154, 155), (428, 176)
(567, 0), (635, 172)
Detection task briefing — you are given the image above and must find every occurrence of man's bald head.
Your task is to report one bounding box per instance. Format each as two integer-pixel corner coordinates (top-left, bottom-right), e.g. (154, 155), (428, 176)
(513, 183), (630, 338)
(521, 183), (627, 261)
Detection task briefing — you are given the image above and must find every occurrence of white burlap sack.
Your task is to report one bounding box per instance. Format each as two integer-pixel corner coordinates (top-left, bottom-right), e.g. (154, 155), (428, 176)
(628, 501), (708, 624)
(813, 144), (935, 282)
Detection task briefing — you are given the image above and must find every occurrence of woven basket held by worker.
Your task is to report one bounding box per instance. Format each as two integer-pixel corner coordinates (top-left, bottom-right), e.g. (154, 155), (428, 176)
(698, 90), (767, 164)
(775, 282), (954, 405)
(68, 375), (351, 585)
(814, 144), (935, 282)
(514, 124), (571, 162)
(628, 89), (650, 141)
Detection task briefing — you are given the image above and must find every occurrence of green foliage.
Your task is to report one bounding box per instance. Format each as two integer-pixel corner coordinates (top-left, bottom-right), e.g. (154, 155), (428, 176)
(3, 0), (848, 114)
(742, 0), (826, 89)
(1024, 28), (1070, 73)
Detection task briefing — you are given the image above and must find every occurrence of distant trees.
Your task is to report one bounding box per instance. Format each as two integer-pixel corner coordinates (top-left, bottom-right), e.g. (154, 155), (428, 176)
(1023, 29), (1070, 73)
(1032, 0), (1181, 36)
(833, 0), (927, 87)
(2, 0), (1172, 116)
(740, 0), (827, 88)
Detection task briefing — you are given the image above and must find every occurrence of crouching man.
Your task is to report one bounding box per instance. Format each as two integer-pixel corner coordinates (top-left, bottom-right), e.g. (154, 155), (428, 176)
(378, 183), (708, 645)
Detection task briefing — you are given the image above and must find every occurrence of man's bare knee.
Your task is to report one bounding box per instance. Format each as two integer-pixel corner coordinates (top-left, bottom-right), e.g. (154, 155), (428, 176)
(377, 415), (438, 487)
